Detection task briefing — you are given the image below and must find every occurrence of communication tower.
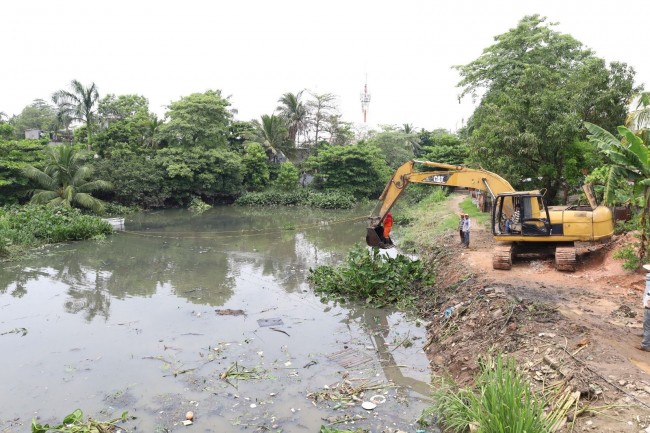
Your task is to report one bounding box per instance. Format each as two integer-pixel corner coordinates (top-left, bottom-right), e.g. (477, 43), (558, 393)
(360, 75), (371, 123)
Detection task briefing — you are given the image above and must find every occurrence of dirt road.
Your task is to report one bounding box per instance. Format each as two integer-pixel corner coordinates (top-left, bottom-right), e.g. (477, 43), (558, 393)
(419, 192), (650, 432)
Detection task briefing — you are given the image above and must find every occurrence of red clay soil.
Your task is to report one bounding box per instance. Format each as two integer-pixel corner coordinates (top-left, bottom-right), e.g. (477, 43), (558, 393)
(419, 193), (650, 432)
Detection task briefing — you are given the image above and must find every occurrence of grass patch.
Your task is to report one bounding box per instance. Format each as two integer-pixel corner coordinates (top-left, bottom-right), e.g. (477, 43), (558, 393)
(421, 354), (551, 433)
(613, 244), (642, 270)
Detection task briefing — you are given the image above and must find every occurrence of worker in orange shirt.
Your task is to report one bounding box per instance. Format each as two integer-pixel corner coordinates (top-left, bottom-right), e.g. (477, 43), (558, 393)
(383, 212), (393, 241)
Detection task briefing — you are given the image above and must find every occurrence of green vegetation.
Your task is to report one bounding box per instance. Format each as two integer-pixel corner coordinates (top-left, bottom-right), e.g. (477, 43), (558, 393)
(456, 15), (638, 204)
(308, 245), (435, 307)
(613, 244), (642, 270)
(0, 205), (112, 258)
(235, 190), (354, 209)
(424, 355), (551, 433)
(23, 145), (112, 213)
(32, 408), (131, 433)
(585, 122), (650, 266)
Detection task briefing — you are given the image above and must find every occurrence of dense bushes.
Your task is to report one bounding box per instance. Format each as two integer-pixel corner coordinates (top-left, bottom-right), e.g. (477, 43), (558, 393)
(0, 205), (112, 258)
(235, 189), (355, 209)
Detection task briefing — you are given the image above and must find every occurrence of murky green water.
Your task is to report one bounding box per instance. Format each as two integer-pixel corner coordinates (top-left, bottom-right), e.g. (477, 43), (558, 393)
(0, 206), (432, 432)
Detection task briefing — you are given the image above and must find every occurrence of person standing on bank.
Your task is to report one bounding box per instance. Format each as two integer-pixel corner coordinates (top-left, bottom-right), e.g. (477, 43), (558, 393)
(639, 264), (650, 352)
(458, 214), (465, 243)
(462, 213), (471, 248)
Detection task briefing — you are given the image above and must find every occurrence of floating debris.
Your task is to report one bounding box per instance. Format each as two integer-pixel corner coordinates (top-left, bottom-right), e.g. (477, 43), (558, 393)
(307, 374), (388, 406)
(220, 362), (268, 387)
(257, 318), (284, 327)
(215, 309), (246, 316)
(327, 348), (373, 368)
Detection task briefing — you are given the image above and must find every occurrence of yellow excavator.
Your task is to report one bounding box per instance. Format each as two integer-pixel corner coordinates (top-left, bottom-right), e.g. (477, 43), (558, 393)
(366, 160), (614, 271)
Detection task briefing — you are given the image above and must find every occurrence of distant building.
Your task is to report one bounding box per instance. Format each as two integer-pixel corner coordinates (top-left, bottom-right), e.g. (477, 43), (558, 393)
(25, 129), (41, 140)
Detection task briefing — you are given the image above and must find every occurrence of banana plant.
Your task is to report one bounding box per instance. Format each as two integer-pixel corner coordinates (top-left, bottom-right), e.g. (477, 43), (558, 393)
(585, 121), (650, 265)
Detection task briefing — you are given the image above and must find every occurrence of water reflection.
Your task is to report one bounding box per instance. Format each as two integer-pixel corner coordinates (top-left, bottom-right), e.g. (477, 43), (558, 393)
(345, 305), (432, 398)
(0, 206), (367, 321)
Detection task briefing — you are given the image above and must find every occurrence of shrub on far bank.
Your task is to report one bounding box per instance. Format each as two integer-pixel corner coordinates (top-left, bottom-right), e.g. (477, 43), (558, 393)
(0, 205), (112, 258)
(235, 189), (354, 209)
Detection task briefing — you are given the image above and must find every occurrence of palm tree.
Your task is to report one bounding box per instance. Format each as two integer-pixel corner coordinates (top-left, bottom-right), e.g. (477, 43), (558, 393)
(400, 123), (422, 155)
(52, 80), (100, 150)
(250, 114), (291, 161)
(23, 145), (112, 213)
(585, 122), (650, 265)
(145, 114), (163, 148)
(276, 91), (308, 145)
(626, 92), (650, 143)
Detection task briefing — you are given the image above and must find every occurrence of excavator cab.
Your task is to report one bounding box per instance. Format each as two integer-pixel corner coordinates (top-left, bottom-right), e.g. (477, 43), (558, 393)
(492, 193), (551, 236)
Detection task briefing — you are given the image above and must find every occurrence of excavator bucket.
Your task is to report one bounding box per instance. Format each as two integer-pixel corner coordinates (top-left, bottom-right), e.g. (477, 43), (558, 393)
(366, 226), (394, 249)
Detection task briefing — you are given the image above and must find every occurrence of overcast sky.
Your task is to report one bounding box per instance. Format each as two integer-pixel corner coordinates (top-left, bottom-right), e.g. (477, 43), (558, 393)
(2, 0), (649, 133)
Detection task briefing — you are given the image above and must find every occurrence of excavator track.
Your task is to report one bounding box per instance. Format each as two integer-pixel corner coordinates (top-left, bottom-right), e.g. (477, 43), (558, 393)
(555, 245), (576, 272)
(492, 244), (514, 270)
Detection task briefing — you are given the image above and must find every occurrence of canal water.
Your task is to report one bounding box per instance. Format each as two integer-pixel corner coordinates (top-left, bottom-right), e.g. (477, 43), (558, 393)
(0, 206), (432, 432)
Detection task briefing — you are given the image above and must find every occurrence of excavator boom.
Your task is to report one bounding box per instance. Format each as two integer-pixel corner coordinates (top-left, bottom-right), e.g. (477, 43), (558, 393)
(367, 160), (516, 248)
(369, 160), (514, 224)
(366, 159), (614, 273)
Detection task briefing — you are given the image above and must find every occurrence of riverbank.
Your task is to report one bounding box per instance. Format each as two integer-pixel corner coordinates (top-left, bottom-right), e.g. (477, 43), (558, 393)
(399, 191), (650, 432)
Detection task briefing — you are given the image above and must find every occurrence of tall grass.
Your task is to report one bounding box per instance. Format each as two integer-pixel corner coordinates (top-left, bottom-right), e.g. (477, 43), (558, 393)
(425, 354), (551, 433)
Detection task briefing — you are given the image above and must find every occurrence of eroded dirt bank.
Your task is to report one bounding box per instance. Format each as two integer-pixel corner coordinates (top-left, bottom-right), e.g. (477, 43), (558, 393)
(410, 192), (650, 432)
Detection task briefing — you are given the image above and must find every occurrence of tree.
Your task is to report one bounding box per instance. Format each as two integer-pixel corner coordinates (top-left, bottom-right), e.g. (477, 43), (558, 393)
(23, 145), (112, 213)
(94, 94), (154, 155)
(277, 91), (308, 145)
(98, 94), (150, 126)
(305, 143), (390, 198)
(366, 130), (417, 169)
(626, 92), (650, 144)
(585, 122), (650, 265)
(455, 15), (639, 203)
(0, 139), (47, 205)
(159, 90), (232, 148)
(306, 92), (337, 146)
(11, 99), (57, 137)
(275, 161), (299, 190)
(322, 114), (354, 146)
(242, 142), (270, 191)
(419, 129), (468, 165)
(249, 114), (291, 161)
(52, 80), (100, 150)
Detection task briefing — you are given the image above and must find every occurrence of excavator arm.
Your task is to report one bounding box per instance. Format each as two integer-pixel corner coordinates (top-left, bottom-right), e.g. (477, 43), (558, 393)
(367, 160), (515, 247)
